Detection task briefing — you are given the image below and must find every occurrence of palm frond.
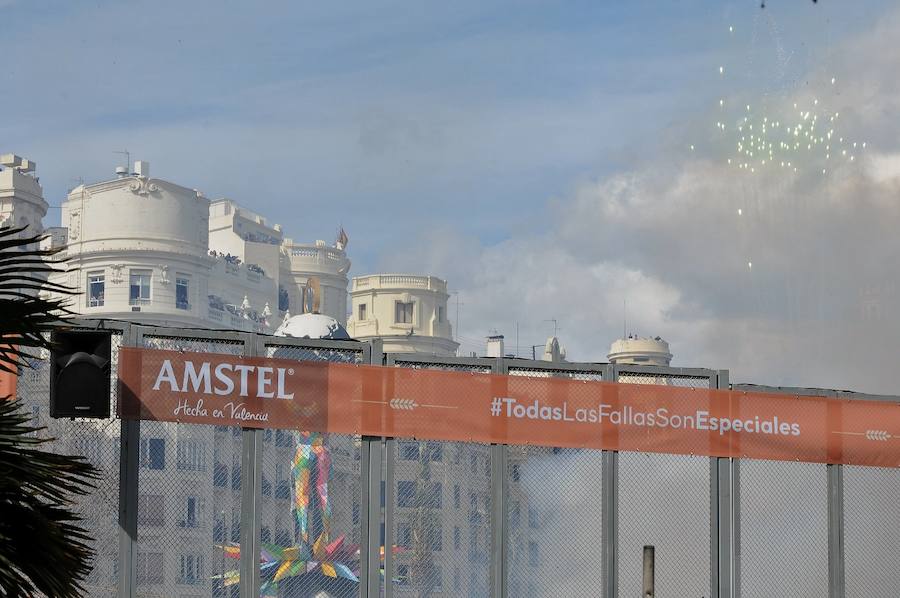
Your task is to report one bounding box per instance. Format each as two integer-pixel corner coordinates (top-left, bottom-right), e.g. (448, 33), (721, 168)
(0, 225), (99, 597)
(0, 226), (74, 375)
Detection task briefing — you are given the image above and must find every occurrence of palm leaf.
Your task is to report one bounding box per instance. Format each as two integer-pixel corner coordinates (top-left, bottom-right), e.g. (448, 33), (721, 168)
(0, 225), (99, 597)
(0, 225), (73, 375)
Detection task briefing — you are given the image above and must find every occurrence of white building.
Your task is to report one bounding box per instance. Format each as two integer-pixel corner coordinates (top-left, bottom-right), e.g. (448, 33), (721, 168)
(346, 274), (458, 356)
(5, 154), (355, 598)
(0, 153), (47, 234)
(42, 160), (349, 333)
(607, 335), (673, 366)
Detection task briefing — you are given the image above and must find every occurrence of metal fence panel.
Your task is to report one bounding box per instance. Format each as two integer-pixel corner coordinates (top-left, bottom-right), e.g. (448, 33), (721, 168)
(505, 365), (605, 597)
(505, 445), (604, 597)
(386, 357), (493, 598)
(14, 328), (125, 597)
(843, 465), (900, 597)
(260, 339), (368, 598)
(739, 459), (829, 598)
(618, 452), (711, 597)
(136, 333), (246, 598)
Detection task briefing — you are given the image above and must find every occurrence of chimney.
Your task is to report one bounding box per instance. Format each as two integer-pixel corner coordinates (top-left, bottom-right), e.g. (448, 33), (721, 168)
(486, 335), (505, 358)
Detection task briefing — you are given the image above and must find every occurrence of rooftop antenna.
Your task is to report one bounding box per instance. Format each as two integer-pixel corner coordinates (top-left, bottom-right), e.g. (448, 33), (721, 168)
(623, 298), (627, 339)
(543, 318), (559, 337)
(113, 149), (130, 173)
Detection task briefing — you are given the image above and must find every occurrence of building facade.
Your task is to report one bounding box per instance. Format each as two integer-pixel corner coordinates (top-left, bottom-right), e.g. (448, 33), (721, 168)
(42, 161), (349, 333)
(346, 274), (458, 356)
(5, 154), (355, 598)
(607, 335), (673, 366)
(1, 153), (47, 235)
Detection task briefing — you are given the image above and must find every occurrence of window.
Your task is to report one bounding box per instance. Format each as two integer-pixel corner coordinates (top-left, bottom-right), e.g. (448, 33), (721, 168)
(438, 306), (444, 322)
(138, 494), (165, 526)
(358, 303), (367, 321)
(176, 276), (190, 310)
(397, 564), (410, 586)
(427, 441), (442, 461)
(395, 301), (413, 324)
(87, 272), (105, 307)
(129, 270), (151, 305)
(140, 438), (165, 469)
(429, 524), (442, 551)
(176, 439), (206, 472)
(261, 526), (271, 543)
(454, 526), (461, 550)
(528, 507), (539, 529)
(179, 554), (204, 584)
(214, 517), (226, 542)
(397, 481), (416, 507)
(180, 496), (202, 528)
(399, 440), (419, 460)
(137, 551), (164, 585)
(470, 492), (477, 511)
(214, 463), (228, 487)
(528, 541), (540, 567)
(512, 463), (520, 481)
(431, 564), (443, 590)
(397, 523), (411, 548)
(453, 484), (460, 509)
(426, 483), (442, 508)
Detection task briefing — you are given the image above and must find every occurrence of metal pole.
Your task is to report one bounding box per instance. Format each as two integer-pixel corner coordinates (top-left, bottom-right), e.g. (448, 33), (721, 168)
(384, 437), (396, 598)
(359, 436), (383, 598)
(827, 463), (845, 598)
(642, 545), (655, 598)
(601, 364), (619, 598)
(713, 369), (734, 598)
(117, 323), (138, 598)
(117, 418), (139, 597)
(239, 334), (262, 598)
(490, 443), (508, 598)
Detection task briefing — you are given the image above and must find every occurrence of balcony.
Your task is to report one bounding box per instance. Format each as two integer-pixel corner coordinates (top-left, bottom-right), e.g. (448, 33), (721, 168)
(351, 274), (447, 294)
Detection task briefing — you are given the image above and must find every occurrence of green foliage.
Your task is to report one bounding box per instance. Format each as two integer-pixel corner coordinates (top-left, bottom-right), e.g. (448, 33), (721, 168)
(0, 398), (99, 597)
(0, 225), (99, 597)
(0, 226), (73, 374)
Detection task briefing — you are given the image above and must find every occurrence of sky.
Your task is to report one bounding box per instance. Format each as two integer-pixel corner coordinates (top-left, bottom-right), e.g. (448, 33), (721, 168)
(2, 0), (899, 393)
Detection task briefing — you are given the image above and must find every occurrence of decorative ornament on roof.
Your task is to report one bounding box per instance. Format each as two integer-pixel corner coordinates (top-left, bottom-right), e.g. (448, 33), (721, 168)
(125, 178), (160, 196)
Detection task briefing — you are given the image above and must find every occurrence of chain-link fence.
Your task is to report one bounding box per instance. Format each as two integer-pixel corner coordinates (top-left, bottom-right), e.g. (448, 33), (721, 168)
(505, 364), (606, 598)
(14, 326), (125, 598)
(843, 465), (900, 597)
(260, 338), (368, 598)
(136, 331), (247, 598)
(12, 325), (900, 598)
(738, 459), (829, 598)
(386, 356), (494, 598)
(615, 367), (716, 598)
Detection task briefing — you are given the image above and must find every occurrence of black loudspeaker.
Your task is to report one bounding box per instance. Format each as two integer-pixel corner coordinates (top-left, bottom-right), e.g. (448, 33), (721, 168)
(50, 329), (112, 419)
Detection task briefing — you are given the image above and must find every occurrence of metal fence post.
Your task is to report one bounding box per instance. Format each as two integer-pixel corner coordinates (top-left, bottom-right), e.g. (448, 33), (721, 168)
(828, 462), (845, 598)
(602, 364), (619, 598)
(490, 357), (508, 598)
(359, 435), (383, 598)
(713, 369), (734, 598)
(384, 437), (396, 598)
(240, 333), (262, 598)
(117, 323), (138, 598)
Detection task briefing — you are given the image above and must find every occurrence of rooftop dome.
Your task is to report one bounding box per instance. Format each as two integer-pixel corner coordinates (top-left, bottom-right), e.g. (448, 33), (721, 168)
(274, 313), (352, 340)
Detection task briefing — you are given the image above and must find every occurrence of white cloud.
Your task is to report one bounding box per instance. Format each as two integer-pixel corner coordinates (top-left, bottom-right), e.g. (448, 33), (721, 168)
(378, 7), (900, 395)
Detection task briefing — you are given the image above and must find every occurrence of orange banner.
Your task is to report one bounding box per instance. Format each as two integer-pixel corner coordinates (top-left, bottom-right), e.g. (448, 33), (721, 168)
(118, 347), (900, 468)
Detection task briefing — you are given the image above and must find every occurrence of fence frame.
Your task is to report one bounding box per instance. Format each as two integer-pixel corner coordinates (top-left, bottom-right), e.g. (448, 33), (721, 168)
(20, 320), (900, 597)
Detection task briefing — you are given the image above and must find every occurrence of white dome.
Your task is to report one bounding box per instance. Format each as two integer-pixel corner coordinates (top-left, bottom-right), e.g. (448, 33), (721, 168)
(274, 313), (352, 340)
